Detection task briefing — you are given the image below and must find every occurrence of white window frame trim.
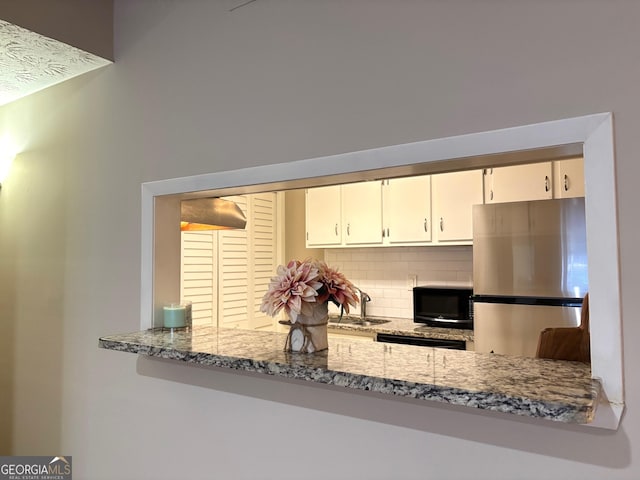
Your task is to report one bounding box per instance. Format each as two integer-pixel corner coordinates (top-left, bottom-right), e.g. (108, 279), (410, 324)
(140, 112), (623, 430)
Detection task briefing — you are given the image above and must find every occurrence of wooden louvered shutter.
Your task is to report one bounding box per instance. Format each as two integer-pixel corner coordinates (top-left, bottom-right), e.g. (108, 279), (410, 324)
(217, 195), (250, 329)
(181, 193), (279, 330)
(251, 193), (277, 330)
(180, 231), (216, 325)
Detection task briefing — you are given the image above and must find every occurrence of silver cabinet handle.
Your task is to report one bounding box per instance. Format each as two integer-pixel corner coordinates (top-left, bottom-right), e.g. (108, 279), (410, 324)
(424, 218), (428, 232)
(545, 175), (550, 192)
(347, 223), (351, 236)
(440, 217), (444, 232)
(564, 174), (569, 191)
(334, 223), (338, 235)
(490, 190), (494, 201)
(386, 228), (390, 237)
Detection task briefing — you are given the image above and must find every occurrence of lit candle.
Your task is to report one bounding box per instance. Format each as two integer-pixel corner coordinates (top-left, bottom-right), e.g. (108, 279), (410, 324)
(163, 304), (186, 328)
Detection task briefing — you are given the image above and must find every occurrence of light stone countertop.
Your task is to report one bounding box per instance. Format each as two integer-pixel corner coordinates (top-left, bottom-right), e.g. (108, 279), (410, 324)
(327, 315), (474, 342)
(99, 325), (599, 424)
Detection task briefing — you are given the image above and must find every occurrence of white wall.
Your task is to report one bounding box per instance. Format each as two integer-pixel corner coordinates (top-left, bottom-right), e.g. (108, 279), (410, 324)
(1, 1), (639, 478)
(284, 189), (324, 262)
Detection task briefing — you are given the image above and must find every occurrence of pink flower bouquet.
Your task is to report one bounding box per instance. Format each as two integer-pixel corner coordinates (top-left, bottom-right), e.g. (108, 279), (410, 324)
(260, 259), (359, 323)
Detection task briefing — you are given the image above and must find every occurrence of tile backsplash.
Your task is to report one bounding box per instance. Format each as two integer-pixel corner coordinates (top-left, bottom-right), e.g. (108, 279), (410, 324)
(324, 246), (473, 320)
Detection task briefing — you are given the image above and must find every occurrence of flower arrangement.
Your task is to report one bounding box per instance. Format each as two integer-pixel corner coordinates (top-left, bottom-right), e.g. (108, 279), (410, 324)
(260, 258), (359, 323)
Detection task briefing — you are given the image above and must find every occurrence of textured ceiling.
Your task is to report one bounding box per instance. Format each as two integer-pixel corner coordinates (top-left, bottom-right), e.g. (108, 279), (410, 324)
(0, 19), (111, 106)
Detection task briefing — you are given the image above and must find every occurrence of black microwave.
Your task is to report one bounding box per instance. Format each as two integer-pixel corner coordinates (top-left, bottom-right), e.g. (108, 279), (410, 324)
(413, 286), (474, 329)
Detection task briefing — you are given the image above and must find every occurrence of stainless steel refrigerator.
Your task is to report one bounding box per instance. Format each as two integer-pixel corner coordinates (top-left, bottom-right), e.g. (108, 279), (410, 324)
(472, 197), (588, 357)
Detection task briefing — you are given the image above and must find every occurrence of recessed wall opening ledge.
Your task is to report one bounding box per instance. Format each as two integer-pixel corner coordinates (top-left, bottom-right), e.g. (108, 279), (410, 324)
(99, 112), (623, 430)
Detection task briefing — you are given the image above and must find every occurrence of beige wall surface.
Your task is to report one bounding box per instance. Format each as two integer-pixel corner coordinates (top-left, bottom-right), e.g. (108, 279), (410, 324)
(284, 189), (324, 262)
(1, 0), (639, 478)
(0, 0), (114, 60)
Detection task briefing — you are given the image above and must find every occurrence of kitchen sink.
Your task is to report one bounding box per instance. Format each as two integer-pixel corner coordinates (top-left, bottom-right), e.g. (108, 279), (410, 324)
(329, 317), (391, 327)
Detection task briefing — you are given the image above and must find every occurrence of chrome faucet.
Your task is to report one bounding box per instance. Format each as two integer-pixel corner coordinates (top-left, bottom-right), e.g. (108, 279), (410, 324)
(357, 288), (371, 320)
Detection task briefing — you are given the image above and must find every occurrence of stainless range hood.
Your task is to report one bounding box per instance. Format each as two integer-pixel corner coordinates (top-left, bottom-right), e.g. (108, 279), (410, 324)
(180, 198), (247, 231)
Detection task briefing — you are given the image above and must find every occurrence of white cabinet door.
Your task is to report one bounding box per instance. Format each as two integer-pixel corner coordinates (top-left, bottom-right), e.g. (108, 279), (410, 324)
(432, 170), (483, 243)
(305, 185), (342, 246)
(485, 162), (553, 203)
(553, 157), (585, 198)
(384, 176), (432, 244)
(342, 181), (383, 245)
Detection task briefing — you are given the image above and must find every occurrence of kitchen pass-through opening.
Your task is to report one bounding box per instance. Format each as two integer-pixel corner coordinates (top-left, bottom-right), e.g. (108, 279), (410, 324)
(141, 113), (623, 429)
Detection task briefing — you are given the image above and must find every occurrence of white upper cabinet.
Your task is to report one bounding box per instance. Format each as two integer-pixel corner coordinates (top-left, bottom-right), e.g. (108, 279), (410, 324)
(484, 162), (553, 203)
(305, 185), (342, 246)
(432, 170), (484, 243)
(383, 176), (432, 244)
(485, 158), (584, 203)
(306, 172), (484, 247)
(553, 157), (585, 198)
(304, 160), (583, 249)
(342, 181), (383, 245)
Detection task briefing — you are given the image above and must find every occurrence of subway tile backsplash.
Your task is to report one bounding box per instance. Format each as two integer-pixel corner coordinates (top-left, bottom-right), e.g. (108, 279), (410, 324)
(325, 246), (473, 320)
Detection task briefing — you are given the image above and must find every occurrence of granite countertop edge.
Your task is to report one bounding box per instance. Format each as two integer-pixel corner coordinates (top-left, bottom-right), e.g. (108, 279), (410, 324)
(98, 326), (599, 425)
